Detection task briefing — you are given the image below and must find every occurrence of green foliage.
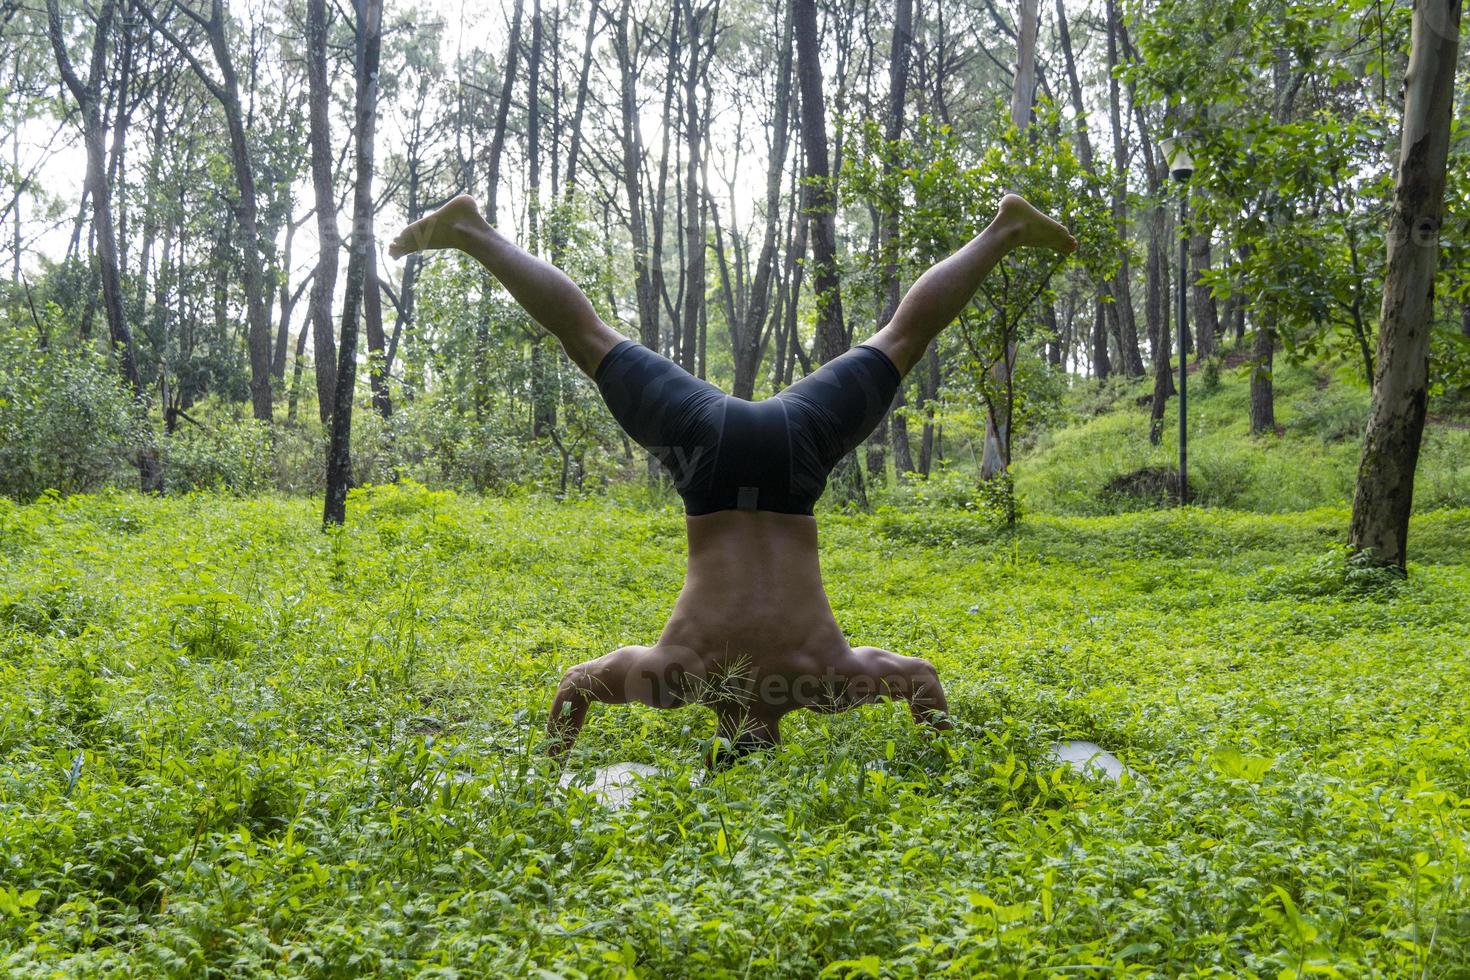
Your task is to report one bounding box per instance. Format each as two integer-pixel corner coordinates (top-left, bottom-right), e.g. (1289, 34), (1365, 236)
(1, 491), (1467, 974)
(0, 332), (143, 499)
(160, 419), (276, 494)
(1016, 358), (1470, 515)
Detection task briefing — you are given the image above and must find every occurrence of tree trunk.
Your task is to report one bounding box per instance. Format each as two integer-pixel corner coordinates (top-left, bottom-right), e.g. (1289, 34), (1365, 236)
(1349, 0), (1461, 571)
(1092, 295), (1112, 380)
(1147, 291), (1171, 444)
(980, 0), (1039, 478)
(917, 345), (939, 476)
(731, 0), (794, 399)
(867, 0), (913, 481)
(46, 0), (162, 491)
(324, 0), (382, 526)
(485, 0), (525, 226)
(614, 0), (661, 351)
(679, 0), (712, 375)
(1249, 318), (1275, 435)
(1104, 0), (1145, 377)
(1190, 230), (1219, 360)
(528, 0), (556, 437)
(202, 5), (275, 421)
(1009, 0), (1039, 131)
(306, 0), (339, 426)
(794, 0), (862, 505)
(365, 246), (390, 418)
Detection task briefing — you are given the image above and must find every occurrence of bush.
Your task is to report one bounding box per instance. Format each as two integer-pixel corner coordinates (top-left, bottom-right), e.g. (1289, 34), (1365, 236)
(0, 335), (143, 500)
(1288, 383), (1370, 443)
(161, 419), (276, 494)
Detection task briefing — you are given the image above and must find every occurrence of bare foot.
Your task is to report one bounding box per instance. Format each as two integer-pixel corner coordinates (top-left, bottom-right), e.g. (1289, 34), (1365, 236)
(387, 194), (489, 260)
(996, 193), (1078, 254)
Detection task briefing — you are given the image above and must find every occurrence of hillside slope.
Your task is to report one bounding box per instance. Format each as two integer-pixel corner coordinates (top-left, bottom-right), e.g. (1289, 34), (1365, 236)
(1013, 357), (1470, 516)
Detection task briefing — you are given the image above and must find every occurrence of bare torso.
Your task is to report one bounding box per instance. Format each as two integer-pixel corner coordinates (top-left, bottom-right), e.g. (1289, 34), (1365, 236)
(546, 510), (949, 763)
(661, 511), (846, 680)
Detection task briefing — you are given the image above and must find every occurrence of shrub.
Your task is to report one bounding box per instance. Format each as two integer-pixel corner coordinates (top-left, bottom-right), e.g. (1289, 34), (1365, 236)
(1288, 383), (1370, 443)
(0, 335), (143, 500)
(161, 419), (275, 494)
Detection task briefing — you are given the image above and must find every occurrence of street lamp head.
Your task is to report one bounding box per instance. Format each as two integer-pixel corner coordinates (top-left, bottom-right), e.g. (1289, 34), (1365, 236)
(1160, 134), (1195, 182)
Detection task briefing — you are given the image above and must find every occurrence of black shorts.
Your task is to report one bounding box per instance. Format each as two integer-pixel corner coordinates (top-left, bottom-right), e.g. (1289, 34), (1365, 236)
(594, 339), (902, 515)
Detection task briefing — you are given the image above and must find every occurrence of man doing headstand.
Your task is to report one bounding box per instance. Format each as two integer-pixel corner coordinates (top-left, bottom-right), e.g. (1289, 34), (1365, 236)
(388, 192), (1076, 766)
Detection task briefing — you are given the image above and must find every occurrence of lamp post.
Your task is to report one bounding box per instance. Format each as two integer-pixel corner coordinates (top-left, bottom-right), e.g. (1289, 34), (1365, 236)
(1160, 134), (1195, 506)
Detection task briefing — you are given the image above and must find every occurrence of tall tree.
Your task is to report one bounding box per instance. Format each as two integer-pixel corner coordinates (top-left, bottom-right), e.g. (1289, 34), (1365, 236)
(144, 0), (275, 421)
(324, 0), (383, 526)
(1104, 0), (1145, 377)
(1349, 0), (1461, 570)
(728, 0), (795, 400)
(795, 0), (863, 503)
(45, 0), (162, 491)
(869, 0), (913, 479)
(678, 0), (718, 375)
(980, 0), (1038, 481)
(1190, 227), (1219, 359)
(305, 0), (339, 425)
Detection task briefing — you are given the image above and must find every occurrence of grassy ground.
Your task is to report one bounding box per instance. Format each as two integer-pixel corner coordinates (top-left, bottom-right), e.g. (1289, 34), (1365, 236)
(2, 487), (1468, 976)
(1013, 359), (1470, 516)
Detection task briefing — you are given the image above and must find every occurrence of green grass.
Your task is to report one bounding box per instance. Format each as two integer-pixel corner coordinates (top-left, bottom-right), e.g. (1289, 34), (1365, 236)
(2, 487), (1468, 976)
(1014, 358), (1470, 516)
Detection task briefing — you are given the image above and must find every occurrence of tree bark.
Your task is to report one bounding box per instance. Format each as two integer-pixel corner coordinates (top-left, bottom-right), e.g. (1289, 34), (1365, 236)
(486, 0), (525, 225)
(794, 0), (862, 505)
(306, 0), (339, 426)
(1249, 314), (1276, 435)
(46, 0), (162, 491)
(1190, 230), (1219, 360)
(528, 0), (556, 437)
(730, 0), (794, 400)
(679, 0), (715, 375)
(1104, 0), (1145, 377)
(324, 0), (382, 526)
(145, 0), (276, 421)
(1093, 296), (1113, 380)
(867, 0), (913, 480)
(613, 0), (660, 350)
(979, 0), (1038, 480)
(1349, 0), (1461, 570)
(1009, 0), (1038, 131)
(917, 345), (939, 476)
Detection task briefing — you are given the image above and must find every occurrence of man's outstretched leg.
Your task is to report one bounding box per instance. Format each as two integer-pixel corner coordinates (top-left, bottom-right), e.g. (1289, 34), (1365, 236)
(865, 194), (1078, 377)
(388, 194), (626, 377)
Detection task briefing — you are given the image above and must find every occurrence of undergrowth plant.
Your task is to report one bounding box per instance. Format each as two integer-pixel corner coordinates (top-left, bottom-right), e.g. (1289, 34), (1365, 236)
(1, 489), (1467, 975)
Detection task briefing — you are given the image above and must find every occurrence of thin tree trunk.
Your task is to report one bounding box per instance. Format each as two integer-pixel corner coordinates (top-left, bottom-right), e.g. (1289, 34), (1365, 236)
(1104, 0), (1145, 377)
(795, 0), (863, 505)
(868, 0), (913, 481)
(46, 0), (162, 491)
(485, 0), (525, 225)
(614, 0), (661, 351)
(679, 0), (712, 374)
(1190, 230), (1219, 360)
(145, 0), (276, 421)
(731, 0), (794, 400)
(1249, 312), (1275, 434)
(917, 344), (939, 476)
(324, 0), (382, 526)
(1349, 0), (1460, 570)
(980, 0), (1038, 480)
(527, 0), (556, 437)
(306, 0), (339, 426)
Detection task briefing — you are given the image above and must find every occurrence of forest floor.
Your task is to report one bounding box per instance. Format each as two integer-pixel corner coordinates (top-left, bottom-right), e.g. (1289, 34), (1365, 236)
(1012, 358), (1470, 516)
(2, 489), (1468, 976)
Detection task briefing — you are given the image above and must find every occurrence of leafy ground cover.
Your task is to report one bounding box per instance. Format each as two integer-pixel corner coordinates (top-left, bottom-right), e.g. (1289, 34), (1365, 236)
(1, 487), (1468, 976)
(1013, 359), (1470, 516)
